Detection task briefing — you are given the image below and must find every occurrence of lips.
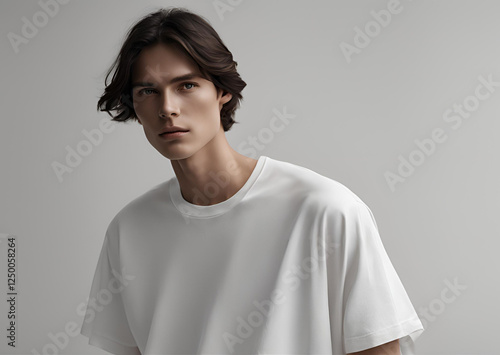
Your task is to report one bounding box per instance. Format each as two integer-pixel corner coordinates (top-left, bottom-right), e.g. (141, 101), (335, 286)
(160, 130), (187, 135)
(159, 127), (189, 135)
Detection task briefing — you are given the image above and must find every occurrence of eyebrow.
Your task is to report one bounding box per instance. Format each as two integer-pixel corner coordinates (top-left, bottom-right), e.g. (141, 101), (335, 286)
(131, 73), (203, 89)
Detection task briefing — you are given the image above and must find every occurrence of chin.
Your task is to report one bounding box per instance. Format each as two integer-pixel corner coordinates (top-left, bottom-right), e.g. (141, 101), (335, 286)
(158, 150), (192, 161)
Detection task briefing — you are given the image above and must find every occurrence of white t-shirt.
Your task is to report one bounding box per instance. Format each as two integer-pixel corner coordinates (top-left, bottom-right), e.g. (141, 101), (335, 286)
(80, 155), (424, 355)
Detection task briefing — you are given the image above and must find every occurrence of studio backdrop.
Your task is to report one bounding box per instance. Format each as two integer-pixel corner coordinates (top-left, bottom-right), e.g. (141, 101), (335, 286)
(0, 0), (498, 354)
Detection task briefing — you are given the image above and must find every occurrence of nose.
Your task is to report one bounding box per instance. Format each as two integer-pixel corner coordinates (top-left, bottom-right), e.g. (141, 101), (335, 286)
(158, 90), (180, 117)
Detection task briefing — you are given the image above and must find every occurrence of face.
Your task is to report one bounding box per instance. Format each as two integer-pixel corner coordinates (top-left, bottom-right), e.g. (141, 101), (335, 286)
(131, 42), (232, 160)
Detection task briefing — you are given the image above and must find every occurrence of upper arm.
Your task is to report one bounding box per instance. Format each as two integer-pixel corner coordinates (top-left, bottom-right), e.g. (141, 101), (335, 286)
(347, 339), (400, 355)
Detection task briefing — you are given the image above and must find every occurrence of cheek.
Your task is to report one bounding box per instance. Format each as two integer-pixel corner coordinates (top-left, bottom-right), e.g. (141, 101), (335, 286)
(191, 90), (218, 109)
(133, 101), (151, 118)
(190, 92), (223, 120)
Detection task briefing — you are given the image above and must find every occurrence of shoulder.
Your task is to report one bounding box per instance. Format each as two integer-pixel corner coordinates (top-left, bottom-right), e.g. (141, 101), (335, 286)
(268, 157), (367, 214)
(105, 178), (173, 236)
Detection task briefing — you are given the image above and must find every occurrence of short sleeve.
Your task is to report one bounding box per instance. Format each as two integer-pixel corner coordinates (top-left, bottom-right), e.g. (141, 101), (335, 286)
(340, 200), (424, 354)
(80, 231), (141, 355)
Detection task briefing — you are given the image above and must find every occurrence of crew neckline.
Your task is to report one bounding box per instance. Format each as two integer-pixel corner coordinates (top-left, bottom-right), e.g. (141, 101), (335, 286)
(169, 155), (267, 218)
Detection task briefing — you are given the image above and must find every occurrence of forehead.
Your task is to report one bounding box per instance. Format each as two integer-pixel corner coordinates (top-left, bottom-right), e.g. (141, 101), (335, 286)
(132, 42), (200, 82)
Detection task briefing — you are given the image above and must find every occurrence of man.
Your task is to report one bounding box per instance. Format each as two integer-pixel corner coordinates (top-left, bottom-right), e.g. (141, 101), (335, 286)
(80, 7), (424, 355)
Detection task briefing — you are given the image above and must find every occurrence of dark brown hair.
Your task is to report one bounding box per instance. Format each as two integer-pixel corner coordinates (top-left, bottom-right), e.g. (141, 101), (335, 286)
(97, 7), (247, 131)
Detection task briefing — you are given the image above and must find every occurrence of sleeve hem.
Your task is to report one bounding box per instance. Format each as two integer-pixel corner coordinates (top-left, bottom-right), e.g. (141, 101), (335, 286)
(81, 328), (141, 355)
(344, 316), (424, 354)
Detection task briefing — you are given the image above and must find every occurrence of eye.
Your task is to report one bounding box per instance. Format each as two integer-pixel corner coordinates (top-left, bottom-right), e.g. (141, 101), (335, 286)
(137, 83), (198, 96)
(181, 82), (198, 91)
(138, 88), (157, 96)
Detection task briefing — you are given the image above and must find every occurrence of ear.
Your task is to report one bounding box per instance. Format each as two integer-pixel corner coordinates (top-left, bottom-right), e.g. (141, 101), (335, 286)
(219, 90), (232, 107)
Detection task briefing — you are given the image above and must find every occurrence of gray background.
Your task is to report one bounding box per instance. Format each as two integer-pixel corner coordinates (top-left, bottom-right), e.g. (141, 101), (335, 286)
(1, 0), (499, 354)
